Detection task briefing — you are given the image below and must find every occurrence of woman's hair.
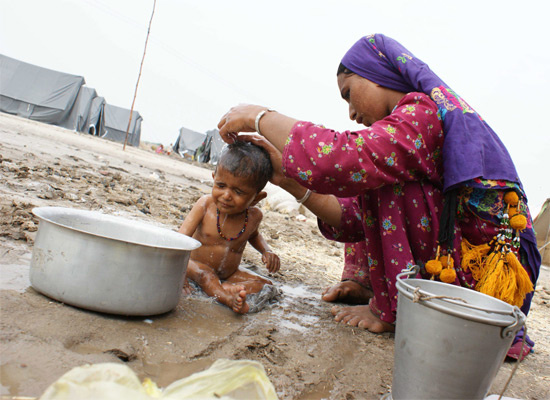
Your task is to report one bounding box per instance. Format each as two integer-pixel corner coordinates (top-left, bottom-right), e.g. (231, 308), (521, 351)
(337, 62), (353, 76)
(217, 141), (273, 192)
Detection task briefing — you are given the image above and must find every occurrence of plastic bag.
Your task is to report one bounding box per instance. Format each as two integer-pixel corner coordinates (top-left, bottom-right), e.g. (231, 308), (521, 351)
(39, 359), (278, 400)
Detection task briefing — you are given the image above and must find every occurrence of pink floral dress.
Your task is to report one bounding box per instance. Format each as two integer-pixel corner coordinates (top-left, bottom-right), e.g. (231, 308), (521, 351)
(281, 92), (534, 324)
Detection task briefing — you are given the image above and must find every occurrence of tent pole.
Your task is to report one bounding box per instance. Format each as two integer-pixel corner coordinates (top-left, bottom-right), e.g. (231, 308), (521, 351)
(124, 0), (156, 150)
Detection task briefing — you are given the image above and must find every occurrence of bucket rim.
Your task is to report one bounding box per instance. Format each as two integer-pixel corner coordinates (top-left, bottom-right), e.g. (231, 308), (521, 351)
(396, 267), (525, 334)
(32, 206), (201, 252)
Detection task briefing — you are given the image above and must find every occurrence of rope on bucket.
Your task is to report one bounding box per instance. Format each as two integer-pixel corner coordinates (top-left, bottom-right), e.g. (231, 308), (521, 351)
(412, 286), (467, 304)
(498, 325), (528, 400)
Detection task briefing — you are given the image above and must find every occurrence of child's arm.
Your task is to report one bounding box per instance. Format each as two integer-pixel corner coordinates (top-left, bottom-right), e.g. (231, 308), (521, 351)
(178, 196), (209, 237)
(248, 229), (280, 273)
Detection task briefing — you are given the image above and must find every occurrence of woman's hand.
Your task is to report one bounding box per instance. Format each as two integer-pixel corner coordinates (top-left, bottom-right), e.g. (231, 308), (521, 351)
(217, 104), (266, 143)
(237, 134), (285, 186)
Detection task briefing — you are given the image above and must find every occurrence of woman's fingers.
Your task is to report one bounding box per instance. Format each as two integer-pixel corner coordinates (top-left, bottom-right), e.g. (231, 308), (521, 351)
(217, 104), (264, 143)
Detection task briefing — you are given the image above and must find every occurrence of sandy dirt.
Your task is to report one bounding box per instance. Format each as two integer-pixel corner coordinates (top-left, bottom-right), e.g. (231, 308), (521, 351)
(0, 112), (549, 399)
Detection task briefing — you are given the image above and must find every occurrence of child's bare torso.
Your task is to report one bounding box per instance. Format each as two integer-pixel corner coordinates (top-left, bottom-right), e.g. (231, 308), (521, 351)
(190, 203), (261, 280)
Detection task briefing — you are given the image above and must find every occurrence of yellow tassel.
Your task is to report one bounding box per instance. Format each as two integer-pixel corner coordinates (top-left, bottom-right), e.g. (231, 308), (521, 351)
(440, 268), (456, 283)
(505, 251), (534, 306)
(461, 239), (490, 281)
(439, 254), (454, 269)
(504, 191), (519, 206)
(476, 252), (509, 300)
(509, 214), (527, 231)
(476, 251), (534, 307)
(426, 259), (442, 275)
(508, 206), (518, 217)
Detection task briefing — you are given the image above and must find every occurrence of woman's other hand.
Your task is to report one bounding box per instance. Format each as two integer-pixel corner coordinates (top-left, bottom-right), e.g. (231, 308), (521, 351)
(238, 134), (285, 186)
(217, 104), (265, 143)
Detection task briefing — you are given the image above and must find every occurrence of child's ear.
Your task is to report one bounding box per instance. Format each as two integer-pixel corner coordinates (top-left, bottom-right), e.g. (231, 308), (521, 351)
(250, 191), (267, 207)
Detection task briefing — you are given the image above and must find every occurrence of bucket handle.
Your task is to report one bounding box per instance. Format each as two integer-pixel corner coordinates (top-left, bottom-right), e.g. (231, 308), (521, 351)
(397, 266), (525, 339)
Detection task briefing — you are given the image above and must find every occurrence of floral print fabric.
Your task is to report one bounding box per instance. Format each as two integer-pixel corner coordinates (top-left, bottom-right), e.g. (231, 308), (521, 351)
(282, 93), (535, 324)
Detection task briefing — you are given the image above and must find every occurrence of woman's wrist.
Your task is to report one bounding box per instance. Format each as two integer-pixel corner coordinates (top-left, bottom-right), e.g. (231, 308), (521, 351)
(280, 178), (310, 201)
(255, 108), (276, 135)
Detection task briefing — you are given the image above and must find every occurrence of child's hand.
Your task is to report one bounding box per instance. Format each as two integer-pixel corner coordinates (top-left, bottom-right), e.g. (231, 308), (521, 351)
(262, 251), (280, 273)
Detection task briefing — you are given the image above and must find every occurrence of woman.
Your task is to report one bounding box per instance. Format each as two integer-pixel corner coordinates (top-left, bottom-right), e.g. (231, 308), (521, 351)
(217, 34), (540, 356)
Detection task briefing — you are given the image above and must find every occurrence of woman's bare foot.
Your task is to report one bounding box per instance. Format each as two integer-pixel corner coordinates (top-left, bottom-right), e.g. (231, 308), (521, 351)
(331, 303), (394, 333)
(322, 281), (373, 304)
(225, 284), (250, 314)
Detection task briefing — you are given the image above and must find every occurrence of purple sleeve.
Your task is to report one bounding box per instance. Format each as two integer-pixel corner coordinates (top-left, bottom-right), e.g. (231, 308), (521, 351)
(282, 93), (444, 198)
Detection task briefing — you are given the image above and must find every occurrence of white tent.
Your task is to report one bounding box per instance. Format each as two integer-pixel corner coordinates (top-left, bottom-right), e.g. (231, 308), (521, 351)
(534, 198), (550, 266)
(0, 54), (84, 125)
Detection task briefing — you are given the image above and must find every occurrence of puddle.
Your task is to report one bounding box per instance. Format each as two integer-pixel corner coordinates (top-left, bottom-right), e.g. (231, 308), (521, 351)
(0, 363), (27, 396)
(0, 263), (31, 293)
(297, 382), (334, 400)
(278, 319), (309, 332)
(271, 284), (324, 332)
(280, 283), (318, 299)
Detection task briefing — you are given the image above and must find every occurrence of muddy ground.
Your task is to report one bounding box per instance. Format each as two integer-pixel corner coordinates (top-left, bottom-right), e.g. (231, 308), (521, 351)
(0, 112), (549, 399)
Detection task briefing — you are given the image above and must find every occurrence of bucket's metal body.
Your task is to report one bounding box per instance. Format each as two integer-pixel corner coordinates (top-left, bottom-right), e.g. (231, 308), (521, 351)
(392, 267), (525, 399)
(30, 207), (201, 316)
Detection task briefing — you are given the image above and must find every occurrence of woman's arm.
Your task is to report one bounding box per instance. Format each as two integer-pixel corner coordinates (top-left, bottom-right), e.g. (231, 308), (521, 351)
(279, 177), (343, 228)
(238, 133), (344, 228)
(217, 104), (297, 152)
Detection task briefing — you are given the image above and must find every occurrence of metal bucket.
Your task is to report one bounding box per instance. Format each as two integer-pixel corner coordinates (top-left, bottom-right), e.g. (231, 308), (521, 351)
(30, 207), (201, 316)
(391, 266), (525, 399)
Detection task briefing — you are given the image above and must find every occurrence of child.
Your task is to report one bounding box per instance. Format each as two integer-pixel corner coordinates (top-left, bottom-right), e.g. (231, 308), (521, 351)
(178, 141), (280, 314)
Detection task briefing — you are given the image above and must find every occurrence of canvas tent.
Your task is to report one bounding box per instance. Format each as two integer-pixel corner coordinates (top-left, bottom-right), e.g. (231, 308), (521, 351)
(101, 103), (142, 147)
(59, 86), (98, 132)
(85, 96), (106, 136)
(0, 54), (84, 125)
(534, 198), (550, 266)
(197, 129), (226, 165)
(173, 127), (206, 158)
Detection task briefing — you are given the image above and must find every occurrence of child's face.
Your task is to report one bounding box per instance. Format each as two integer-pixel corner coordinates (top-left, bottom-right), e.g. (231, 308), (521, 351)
(211, 167), (259, 215)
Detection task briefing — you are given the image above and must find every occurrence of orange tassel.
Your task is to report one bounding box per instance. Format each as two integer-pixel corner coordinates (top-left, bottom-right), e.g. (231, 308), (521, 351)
(476, 252), (509, 300)
(504, 191), (519, 206)
(505, 251), (534, 307)
(508, 206), (518, 217)
(440, 268), (456, 283)
(509, 214), (527, 231)
(426, 259), (442, 275)
(439, 254), (454, 269)
(461, 239), (490, 281)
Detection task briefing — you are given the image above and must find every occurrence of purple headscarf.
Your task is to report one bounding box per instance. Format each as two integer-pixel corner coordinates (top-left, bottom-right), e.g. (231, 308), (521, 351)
(341, 34), (520, 192)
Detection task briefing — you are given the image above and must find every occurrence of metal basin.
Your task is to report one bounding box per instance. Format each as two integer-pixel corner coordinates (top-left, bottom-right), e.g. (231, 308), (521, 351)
(30, 207), (201, 316)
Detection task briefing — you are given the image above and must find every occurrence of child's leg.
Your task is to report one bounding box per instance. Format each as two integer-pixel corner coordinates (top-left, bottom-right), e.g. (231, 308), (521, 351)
(224, 266), (273, 294)
(187, 259), (249, 314)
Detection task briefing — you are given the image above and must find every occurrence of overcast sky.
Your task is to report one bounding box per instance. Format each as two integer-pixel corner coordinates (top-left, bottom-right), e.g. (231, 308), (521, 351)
(1, 0), (548, 214)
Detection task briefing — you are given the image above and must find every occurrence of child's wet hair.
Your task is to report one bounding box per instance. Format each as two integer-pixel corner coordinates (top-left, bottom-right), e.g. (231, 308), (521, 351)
(217, 141), (273, 192)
